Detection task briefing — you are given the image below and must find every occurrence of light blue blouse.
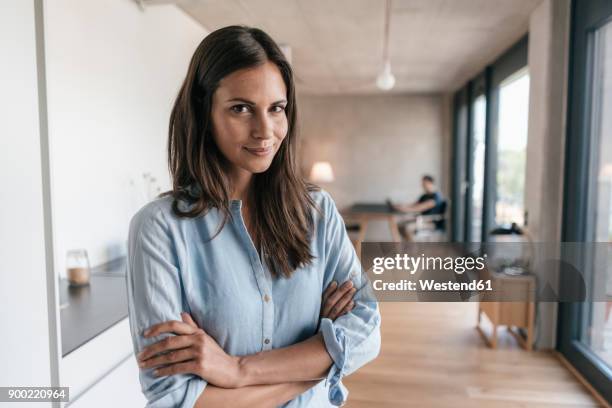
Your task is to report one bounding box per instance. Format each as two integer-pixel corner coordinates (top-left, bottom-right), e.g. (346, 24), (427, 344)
(126, 188), (381, 407)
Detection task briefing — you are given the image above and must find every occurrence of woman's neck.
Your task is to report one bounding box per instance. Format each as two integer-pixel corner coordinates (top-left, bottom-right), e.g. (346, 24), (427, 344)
(231, 170), (259, 250)
(230, 167), (253, 202)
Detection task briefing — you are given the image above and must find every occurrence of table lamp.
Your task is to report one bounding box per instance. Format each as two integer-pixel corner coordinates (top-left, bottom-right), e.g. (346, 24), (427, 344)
(489, 223), (534, 276)
(309, 162), (335, 183)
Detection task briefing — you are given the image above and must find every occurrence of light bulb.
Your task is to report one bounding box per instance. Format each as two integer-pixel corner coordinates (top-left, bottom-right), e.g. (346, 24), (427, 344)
(376, 61), (395, 91)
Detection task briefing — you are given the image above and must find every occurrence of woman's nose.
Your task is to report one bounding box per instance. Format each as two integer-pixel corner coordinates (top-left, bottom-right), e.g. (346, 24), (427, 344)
(251, 111), (274, 139)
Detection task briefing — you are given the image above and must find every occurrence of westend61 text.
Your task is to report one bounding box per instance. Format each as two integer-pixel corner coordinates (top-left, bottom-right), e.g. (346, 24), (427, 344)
(372, 279), (493, 292)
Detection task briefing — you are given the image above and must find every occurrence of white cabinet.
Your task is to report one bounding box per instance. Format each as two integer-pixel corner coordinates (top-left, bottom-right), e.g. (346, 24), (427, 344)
(61, 318), (145, 406)
(68, 354), (146, 408)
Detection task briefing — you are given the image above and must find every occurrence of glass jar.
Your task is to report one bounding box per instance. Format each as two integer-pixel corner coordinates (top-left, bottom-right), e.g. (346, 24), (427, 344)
(66, 249), (90, 286)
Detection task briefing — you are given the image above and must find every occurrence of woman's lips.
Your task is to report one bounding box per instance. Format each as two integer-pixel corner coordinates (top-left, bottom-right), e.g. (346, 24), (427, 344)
(244, 146), (273, 156)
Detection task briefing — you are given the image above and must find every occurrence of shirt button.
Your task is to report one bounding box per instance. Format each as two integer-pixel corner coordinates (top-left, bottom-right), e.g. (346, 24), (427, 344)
(264, 338), (270, 345)
(263, 294), (270, 303)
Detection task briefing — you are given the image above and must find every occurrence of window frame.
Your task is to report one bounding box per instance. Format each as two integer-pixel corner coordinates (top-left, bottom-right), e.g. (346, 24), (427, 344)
(558, 0), (612, 402)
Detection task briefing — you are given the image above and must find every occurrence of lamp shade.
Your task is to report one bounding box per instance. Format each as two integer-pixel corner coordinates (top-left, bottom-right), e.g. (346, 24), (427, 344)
(309, 162), (335, 183)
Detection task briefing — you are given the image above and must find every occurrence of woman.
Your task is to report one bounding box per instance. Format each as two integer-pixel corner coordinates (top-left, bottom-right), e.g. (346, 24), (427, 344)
(126, 25), (381, 407)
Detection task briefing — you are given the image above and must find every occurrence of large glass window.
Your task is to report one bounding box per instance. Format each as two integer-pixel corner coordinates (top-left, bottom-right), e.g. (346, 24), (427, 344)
(560, 1), (612, 401)
(495, 69), (530, 226)
(580, 19), (612, 369)
(454, 40), (528, 244)
(453, 37), (528, 244)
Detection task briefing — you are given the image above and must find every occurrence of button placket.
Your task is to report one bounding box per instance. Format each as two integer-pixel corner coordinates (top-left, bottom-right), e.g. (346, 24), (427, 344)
(231, 201), (274, 351)
(260, 275), (274, 351)
(257, 243), (274, 350)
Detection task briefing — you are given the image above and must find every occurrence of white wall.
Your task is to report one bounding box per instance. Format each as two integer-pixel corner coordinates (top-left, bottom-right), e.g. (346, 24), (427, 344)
(0, 0), (54, 391)
(298, 94), (446, 241)
(44, 0), (207, 277)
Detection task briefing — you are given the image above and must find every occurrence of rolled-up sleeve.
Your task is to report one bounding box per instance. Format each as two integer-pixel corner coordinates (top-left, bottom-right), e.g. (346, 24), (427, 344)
(126, 203), (206, 407)
(317, 191), (382, 406)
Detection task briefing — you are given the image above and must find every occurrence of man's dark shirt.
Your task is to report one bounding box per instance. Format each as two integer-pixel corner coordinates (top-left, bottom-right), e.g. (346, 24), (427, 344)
(417, 191), (445, 230)
(418, 191), (443, 215)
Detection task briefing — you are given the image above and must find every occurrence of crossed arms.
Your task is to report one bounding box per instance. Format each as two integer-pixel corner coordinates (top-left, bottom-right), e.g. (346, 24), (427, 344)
(135, 282), (358, 408)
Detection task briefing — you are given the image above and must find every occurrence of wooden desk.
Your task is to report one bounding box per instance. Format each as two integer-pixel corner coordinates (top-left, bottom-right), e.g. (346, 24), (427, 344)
(341, 203), (409, 243)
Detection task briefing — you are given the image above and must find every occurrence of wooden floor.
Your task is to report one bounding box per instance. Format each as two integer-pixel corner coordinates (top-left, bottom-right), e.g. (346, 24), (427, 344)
(344, 302), (606, 408)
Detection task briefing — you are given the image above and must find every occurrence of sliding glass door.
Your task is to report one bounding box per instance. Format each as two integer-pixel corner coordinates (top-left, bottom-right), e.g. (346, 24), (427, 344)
(559, 0), (612, 402)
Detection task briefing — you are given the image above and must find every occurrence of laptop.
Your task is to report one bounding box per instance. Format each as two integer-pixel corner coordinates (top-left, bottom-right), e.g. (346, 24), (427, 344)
(385, 198), (395, 212)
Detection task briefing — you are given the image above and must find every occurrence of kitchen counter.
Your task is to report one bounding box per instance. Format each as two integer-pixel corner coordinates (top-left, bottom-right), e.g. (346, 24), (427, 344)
(59, 257), (128, 356)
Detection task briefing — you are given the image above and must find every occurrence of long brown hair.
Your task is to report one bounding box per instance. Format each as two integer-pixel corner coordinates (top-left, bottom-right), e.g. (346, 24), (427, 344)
(160, 25), (319, 278)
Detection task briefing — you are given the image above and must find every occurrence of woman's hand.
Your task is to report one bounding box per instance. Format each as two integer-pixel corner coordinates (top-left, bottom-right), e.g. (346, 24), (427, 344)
(137, 313), (243, 388)
(320, 280), (356, 321)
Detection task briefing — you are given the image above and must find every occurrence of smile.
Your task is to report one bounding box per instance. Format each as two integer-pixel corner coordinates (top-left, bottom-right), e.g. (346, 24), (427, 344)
(244, 145), (274, 156)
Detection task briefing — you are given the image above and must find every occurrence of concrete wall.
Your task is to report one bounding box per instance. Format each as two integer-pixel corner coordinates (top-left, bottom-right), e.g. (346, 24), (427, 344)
(525, 0), (571, 349)
(298, 94), (446, 241)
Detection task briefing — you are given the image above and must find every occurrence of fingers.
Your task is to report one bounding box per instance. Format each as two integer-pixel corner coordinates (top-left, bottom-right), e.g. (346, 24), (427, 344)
(330, 300), (356, 321)
(143, 319), (198, 338)
(139, 346), (196, 370)
(138, 332), (195, 361)
(181, 312), (198, 328)
(328, 287), (356, 320)
(340, 300), (355, 316)
(322, 281), (338, 304)
(322, 280), (353, 317)
(153, 360), (199, 378)
(321, 280), (354, 318)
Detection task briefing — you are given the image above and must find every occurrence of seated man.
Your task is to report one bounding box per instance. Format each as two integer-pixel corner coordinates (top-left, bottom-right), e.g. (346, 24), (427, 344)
(390, 175), (445, 240)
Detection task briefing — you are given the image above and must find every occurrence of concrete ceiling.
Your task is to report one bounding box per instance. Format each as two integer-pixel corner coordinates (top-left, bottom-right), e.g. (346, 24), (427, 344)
(176, 0), (543, 95)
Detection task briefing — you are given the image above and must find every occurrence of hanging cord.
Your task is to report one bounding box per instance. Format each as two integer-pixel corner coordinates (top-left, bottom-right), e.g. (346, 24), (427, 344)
(295, 0), (393, 93)
(382, 0), (392, 66)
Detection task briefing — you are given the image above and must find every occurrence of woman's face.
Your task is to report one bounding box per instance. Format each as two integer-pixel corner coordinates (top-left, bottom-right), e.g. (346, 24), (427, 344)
(211, 60), (289, 178)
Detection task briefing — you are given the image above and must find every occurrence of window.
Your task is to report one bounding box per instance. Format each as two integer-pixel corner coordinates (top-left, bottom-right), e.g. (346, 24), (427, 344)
(495, 69), (530, 226)
(452, 37), (528, 244)
(559, 0), (612, 402)
(580, 17), (612, 369)
(470, 94), (487, 241)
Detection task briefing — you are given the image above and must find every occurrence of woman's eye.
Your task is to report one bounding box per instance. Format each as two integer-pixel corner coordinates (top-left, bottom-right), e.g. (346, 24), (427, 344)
(231, 105), (250, 114)
(271, 105), (286, 113)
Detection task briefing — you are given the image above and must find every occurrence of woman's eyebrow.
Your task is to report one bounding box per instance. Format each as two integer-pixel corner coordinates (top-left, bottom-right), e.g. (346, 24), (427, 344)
(226, 98), (287, 105)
